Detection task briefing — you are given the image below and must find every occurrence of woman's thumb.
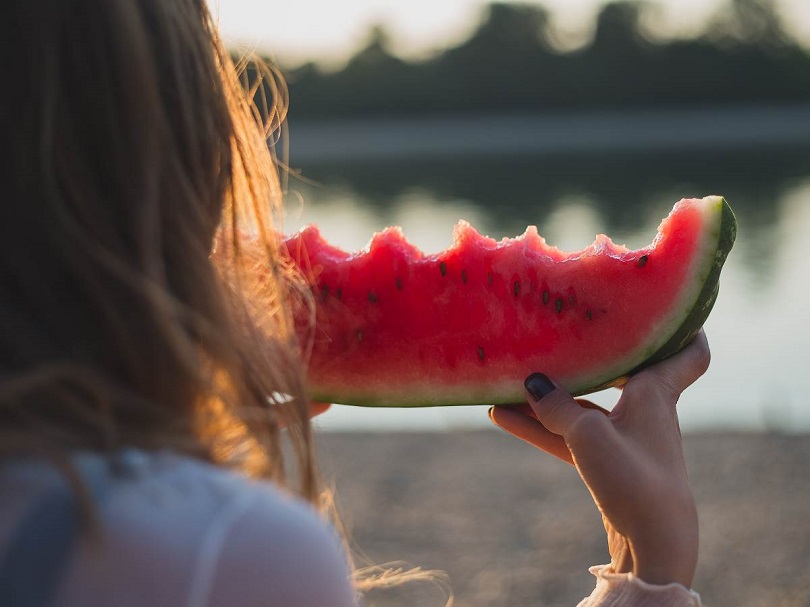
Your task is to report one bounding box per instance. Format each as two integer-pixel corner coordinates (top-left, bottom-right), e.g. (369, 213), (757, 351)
(525, 373), (604, 438)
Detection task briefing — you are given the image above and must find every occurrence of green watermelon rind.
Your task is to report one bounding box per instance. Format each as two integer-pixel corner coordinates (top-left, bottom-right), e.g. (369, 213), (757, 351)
(577, 196), (737, 396)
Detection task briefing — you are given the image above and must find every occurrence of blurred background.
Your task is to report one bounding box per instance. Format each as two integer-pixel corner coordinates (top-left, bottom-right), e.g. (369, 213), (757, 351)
(210, 0), (810, 433)
(211, 1), (810, 605)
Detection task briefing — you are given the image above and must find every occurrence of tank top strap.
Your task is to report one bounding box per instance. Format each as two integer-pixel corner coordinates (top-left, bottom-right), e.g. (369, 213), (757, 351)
(0, 461), (111, 607)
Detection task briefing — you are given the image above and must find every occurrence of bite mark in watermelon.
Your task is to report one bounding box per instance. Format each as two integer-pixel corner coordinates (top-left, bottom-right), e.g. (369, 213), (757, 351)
(285, 196), (736, 407)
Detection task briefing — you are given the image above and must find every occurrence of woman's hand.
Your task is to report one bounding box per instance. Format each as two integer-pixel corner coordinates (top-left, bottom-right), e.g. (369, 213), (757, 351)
(490, 330), (710, 589)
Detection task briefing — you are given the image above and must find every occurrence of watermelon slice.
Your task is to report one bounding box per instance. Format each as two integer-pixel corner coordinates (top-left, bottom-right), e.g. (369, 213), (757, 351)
(286, 196), (736, 406)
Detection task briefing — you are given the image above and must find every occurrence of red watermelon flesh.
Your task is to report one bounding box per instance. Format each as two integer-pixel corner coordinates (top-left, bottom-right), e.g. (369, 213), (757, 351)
(285, 196), (736, 406)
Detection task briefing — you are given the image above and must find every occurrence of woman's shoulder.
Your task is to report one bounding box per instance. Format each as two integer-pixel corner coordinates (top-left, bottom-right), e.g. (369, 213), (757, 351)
(95, 450), (357, 607)
(3, 450), (358, 607)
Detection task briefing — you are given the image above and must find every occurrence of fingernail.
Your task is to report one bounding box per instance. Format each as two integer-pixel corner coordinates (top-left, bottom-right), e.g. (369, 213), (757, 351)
(487, 406), (495, 421)
(524, 373), (556, 400)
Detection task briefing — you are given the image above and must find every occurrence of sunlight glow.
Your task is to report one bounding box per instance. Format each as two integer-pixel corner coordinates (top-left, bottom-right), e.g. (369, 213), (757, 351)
(208, 0), (810, 66)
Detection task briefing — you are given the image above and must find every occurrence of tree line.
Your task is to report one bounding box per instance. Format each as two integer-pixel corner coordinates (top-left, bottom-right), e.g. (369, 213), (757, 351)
(260, 0), (810, 119)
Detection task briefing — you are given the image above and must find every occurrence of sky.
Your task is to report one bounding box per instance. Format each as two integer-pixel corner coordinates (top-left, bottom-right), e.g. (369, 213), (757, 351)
(208, 0), (810, 67)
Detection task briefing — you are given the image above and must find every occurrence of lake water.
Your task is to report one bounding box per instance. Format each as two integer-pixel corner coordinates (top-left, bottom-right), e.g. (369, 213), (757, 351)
(281, 113), (810, 432)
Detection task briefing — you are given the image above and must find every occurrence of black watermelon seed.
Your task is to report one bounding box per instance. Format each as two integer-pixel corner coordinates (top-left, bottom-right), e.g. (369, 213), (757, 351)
(461, 269), (468, 284)
(513, 281), (520, 297)
(555, 298), (563, 313)
(320, 284), (329, 301)
(396, 277), (403, 290)
(477, 346), (485, 362)
(487, 272), (493, 286)
(586, 309), (593, 321)
(368, 291), (378, 303)
(638, 254), (649, 267)
(542, 291), (549, 305)
(439, 261), (447, 276)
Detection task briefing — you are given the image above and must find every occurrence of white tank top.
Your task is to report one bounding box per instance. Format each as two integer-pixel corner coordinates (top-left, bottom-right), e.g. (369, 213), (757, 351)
(0, 449), (358, 607)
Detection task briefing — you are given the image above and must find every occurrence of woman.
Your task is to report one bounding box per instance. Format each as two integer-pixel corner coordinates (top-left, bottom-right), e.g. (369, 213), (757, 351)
(0, 0), (706, 605)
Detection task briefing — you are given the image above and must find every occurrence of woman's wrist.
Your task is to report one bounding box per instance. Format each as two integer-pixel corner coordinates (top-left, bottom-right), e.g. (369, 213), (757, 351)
(633, 560), (695, 589)
(628, 515), (698, 588)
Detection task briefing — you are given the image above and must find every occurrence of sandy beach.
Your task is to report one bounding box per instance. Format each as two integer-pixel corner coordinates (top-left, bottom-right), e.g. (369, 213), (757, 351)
(317, 430), (810, 607)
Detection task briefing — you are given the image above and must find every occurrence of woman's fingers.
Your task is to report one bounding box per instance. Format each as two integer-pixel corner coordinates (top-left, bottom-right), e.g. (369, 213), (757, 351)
(664, 329), (711, 387)
(489, 397), (610, 465)
(489, 405), (574, 465)
(524, 373), (610, 442)
(628, 330), (711, 400)
(616, 330), (710, 425)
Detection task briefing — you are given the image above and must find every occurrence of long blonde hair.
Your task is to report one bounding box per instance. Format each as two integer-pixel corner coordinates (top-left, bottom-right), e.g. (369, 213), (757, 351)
(0, 0), (316, 500)
(0, 2), (451, 601)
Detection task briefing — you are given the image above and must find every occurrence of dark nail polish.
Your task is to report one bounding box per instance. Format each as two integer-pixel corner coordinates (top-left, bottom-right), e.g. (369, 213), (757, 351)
(524, 373), (556, 400)
(487, 406), (495, 421)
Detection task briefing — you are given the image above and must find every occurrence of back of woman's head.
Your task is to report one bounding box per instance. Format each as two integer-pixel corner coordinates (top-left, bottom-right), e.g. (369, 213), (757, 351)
(0, 0), (316, 496)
